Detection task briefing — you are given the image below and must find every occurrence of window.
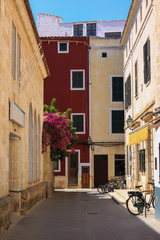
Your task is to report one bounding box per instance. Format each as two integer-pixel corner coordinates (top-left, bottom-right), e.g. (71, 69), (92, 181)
(102, 52), (107, 58)
(105, 32), (121, 39)
(53, 159), (60, 172)
(58, 42), (69, 53)
(135, 60), (138, 97)
(17, 34), (21, 82)
(87, 23), (96, 36)
(71, 70), (85, 90)
(140, 5), (142, 22)
(139, 149), (145, 172)
(125, 74), (131, 110)
(72, 114), (85, 133)
(12, 22), (21, 82)
(112, 76), (123, 102)
(74, 24), (83, 37)
(115, 155), (125, 176)
(135, 18), (137, 34)
(111, 110), (124, 134)
(12, 22), (16, 79)
(126, 145), (129, 175)
(143, 38), (151, 84)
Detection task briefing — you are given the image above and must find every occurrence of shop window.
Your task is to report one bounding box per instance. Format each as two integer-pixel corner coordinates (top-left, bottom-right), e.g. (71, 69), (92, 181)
(139, 149), (145, 172)
(115, 154), (125, 176)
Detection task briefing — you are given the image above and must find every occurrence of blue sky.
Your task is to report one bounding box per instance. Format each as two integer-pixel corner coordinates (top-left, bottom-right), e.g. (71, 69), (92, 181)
(29, 0), (132, 24)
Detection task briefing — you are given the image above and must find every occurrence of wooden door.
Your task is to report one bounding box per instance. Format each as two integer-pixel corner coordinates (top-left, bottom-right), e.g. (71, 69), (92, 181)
(94, 155), (108, 187)
(68, 153), (78, 177)
(68, 153), (78, 186)
(82, 166), (90, 188)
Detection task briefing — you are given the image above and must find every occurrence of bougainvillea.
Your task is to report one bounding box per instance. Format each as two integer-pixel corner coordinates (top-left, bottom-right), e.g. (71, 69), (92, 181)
(42, 112), (78, 160)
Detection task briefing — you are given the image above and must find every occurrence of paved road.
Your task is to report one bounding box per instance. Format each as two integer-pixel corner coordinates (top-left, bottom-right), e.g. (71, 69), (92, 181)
(0, 191), (160, 240)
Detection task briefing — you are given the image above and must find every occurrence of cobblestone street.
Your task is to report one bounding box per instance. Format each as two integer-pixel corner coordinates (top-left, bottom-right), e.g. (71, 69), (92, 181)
(0, 190), (160, 240)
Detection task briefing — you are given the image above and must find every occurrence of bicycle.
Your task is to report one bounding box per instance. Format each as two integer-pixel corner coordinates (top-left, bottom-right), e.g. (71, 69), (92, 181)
(97, 176), (126, 194)
(126, 183), (155, 215)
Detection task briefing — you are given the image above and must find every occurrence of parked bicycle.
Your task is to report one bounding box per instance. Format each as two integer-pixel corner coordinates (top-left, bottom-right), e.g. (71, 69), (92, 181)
(97, 175), (126, 194)
(126, 182), (155, 215)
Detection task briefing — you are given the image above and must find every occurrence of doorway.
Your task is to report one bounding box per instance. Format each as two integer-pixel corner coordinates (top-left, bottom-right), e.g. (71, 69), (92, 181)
(68, 153), (78, 187)
(94, 155), (108, 187)
(9, 133), (21, 211)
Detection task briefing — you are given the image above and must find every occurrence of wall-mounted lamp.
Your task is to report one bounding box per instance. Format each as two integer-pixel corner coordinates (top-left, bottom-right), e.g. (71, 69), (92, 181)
(87, 136), (95, 151)
(126, 115), (133, 129)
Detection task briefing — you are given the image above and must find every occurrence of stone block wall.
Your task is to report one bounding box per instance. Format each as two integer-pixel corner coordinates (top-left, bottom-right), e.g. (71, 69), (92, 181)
(0, 196), (12, 235)
(21, 182), (47, 215)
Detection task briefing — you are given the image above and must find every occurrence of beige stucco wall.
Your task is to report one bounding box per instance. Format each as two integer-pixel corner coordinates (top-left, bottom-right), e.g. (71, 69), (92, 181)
(0, 0), (48, 210)
(122, 0), (155, 189)
(90, 38), (124, 186)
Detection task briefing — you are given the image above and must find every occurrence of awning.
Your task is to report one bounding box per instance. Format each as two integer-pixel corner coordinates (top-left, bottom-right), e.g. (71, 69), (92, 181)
(129, 126), (149, 145)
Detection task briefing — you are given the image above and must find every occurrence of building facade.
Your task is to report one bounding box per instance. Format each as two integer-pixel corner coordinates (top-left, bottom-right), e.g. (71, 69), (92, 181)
(121, 0), (156, 190)
(38, 14), (125, 188)
(0, 0), (49, 233)
(90, 37), (124, 187)
(41, 36), (90, 188)
(153, 0), (160, 221)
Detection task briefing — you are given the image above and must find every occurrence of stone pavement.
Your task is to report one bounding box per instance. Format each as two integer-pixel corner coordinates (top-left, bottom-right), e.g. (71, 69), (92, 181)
(57, 188), (160, 234)
(108, 189), (160, 234)
(0, 189), (159, 240)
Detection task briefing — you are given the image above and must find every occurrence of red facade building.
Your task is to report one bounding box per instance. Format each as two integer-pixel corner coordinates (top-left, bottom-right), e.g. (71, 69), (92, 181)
(41, 37), (90, 188)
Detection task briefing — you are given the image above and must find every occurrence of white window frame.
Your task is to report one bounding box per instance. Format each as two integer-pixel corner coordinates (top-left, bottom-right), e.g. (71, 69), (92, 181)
(71, 113), (85, 134)
(58, 42), (69, 53)
(70, 70), (85, 90)
(53, 159), (61, 172)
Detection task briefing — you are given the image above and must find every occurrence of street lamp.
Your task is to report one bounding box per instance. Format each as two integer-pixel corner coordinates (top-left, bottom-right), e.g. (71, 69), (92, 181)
(126, 115), (133, 129)
(87, 136), (95, 151)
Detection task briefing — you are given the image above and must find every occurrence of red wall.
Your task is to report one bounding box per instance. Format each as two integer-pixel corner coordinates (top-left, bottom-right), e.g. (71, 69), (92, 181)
(42, 37), (90, 175)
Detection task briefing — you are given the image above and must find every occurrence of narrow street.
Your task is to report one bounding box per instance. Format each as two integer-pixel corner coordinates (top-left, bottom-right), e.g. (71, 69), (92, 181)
(0, 191), (160, 240)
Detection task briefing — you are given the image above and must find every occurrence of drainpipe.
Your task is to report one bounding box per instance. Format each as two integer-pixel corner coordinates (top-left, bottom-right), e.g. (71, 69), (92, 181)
(19, 140), (22, 213)
(89, 38), (92, 187)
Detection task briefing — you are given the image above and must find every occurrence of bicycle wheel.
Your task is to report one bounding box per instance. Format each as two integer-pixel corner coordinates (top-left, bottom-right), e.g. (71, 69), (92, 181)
(103, 184), (110, 193)
(97, 185), (104, 194)
(126, 195), (144, 215)
(151, 193), (155, 209)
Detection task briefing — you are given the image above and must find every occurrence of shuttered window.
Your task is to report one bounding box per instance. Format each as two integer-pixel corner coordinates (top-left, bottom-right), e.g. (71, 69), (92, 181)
(112, 110), (124, 134)
(135, 60), (138, 97)
(72, 114), (84, 133)
(112, 77), (123, 102)
(12, 22), (16, 79)
(139, 149), (145, 172)
(125, 74), (131, 110)
(71, 71), (84, 89)
(143, 38), (150, 84)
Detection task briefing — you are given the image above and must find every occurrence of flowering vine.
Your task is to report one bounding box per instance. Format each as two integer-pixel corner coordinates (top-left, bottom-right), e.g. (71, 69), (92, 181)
(42, 99), (78, 160)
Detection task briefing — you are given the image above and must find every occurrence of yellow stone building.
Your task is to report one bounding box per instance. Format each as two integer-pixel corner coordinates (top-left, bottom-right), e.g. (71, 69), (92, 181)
(90, 35), (125, 187)
(121, 0), (155, 189)
(0, 0), (49, 233)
